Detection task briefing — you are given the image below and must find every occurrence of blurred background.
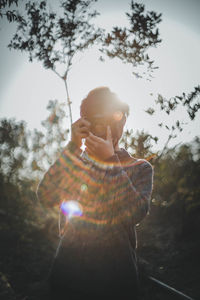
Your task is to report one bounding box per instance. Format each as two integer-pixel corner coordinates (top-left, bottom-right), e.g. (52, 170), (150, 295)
(0, 0), (199, 299)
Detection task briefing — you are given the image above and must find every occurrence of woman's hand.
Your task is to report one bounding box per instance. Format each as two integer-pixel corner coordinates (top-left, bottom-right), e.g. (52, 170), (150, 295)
(85, 126), (114, 161)
(71, 118), (91, 148)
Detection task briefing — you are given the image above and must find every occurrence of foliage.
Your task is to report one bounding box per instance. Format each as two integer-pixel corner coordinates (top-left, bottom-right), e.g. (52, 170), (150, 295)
(31, 100), (69, 178)
(8, 0), (102, 124)
(0, 0), (25, 22)
(0, 106), (199, 299)
(151, 86), (200, 121)
(0, 99), (68, 186)
(0, 115), (200, 298)
(144, 86), (200, 156)
(7, 0), (164, 123)
(0, 100), (69, 235)
(152, 137), (200, 232)
(8, 0), (101, 71)
(120, 127), (200, 234)
(146, 85), (200, 127)
(1, 103), (199, 224)
(1, 2), (199, 298)
(100, 1), (162, 79)
(120, 129), (158, 160)
(0, 118), (29, 185)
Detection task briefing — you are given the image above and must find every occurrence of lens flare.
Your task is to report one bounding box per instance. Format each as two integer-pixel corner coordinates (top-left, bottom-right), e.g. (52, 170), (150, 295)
(113, 111), (123, 121)
(81, 183), (88, 192)
(39, 148), (151, 230)
(60, 200), (83, 219)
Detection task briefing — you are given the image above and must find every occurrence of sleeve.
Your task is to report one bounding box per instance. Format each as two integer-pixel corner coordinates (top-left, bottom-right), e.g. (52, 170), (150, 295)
(105, 159), (153, 225)
(128, 160), (153, 224)
(36, 141), (82, 207)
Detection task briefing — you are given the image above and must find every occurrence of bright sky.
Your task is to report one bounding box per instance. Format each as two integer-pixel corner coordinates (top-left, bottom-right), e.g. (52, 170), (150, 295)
(0, 0), (200, 151)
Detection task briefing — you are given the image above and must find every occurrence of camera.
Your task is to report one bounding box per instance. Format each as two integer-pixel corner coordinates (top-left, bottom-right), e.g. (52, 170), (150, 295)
(87, 111), (123, 140)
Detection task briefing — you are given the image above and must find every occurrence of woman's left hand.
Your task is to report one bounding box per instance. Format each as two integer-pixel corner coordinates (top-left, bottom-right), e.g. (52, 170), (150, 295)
(85, 126), (114, 161)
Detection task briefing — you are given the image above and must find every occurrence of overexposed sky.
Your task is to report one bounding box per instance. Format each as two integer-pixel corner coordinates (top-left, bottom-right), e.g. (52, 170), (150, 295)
(0, 0), (199, 150)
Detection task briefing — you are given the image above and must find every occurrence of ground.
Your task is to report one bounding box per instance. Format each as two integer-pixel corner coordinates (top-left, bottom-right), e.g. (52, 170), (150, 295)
(0, 204), (199, 300)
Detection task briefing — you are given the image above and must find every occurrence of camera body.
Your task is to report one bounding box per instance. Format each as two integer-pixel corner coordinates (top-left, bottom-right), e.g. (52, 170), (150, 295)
(87, 112), (123, 140)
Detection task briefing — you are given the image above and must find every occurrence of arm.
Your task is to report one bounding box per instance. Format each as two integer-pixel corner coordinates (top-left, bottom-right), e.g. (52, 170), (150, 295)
(36, 118), (91, 207)
(105, 158), (153, 226)
(127, 159), (153, 225)
(36, 141), (81, 207)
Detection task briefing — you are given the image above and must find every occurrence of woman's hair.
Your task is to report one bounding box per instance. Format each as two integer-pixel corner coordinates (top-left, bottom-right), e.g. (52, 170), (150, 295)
(80, 87), (129, 118)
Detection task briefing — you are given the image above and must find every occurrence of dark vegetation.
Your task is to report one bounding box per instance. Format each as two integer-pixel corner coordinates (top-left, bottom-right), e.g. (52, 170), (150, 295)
(0, 107), (200, 300)
(1, 0), (200, 299)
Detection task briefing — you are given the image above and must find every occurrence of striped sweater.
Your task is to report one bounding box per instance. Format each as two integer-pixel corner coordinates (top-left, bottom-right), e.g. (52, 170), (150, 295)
(37, 143), (153, 293)
(37, 143), (153, 247)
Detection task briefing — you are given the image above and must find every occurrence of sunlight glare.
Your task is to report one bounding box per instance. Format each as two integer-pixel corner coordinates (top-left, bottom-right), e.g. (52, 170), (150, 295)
(60, 200), (83, 219)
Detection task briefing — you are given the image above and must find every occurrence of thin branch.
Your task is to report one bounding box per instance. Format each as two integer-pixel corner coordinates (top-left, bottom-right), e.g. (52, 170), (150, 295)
(63, 78), (73, 126)
(52, 68), (62, 79)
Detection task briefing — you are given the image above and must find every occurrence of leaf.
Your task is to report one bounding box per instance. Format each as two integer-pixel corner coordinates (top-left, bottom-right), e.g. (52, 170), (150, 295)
(145, 107), (155, 115)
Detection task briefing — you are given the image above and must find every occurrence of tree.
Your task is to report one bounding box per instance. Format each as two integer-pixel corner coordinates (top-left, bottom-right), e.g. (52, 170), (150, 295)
(8, 0), (102, 125)
(8, 0), (164, 127)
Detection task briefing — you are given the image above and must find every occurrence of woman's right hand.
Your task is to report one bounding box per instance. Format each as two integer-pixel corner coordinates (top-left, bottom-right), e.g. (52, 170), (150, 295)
(71, 118), (91, 148)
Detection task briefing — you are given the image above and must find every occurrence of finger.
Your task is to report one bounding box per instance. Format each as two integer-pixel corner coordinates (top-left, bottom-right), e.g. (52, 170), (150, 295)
(106, 126), (112, 141)
(85, 143), (94, 150)
(72, 119), (90, 132)
(72, 126), (89, 137)
(85, 146), (95, 156)
(85, 138), (97, 148)
(88, 132), (104, 142)
(79, 118), (91, 128)
(79, 126), (90, 134)
(79, 133), (89, 139)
